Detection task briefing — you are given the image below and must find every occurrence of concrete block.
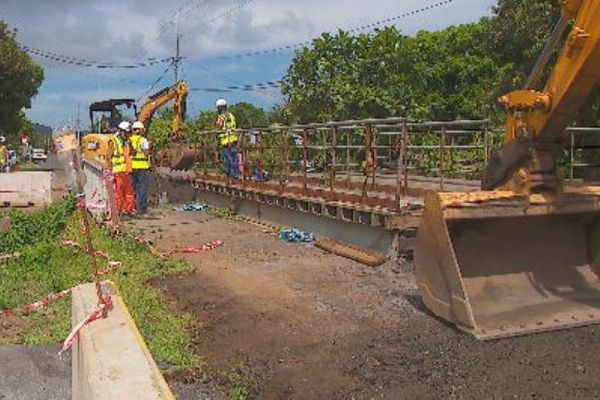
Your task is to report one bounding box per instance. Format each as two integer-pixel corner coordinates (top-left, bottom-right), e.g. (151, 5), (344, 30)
(0, 171), (59, 205)
(71, 282), (175, 400)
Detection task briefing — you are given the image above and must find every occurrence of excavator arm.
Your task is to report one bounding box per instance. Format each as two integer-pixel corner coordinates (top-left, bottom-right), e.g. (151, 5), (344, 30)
(483, 0), (600, 192)
(138, 80), (188, 139)
(415, 0), (600, 340)
(138, 80), (198, 170)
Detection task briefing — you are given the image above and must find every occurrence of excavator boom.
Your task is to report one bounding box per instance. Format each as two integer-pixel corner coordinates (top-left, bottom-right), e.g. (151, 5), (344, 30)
(138, 80), (197, 170)
(82, 80), (198, 170)
(484, 1), (600, 192)
(415, 0), (600, 339)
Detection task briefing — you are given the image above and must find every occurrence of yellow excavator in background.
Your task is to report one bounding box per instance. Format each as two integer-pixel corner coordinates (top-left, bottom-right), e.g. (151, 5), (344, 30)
(416, 0), (600, 339)
(82, 80), (198, 170)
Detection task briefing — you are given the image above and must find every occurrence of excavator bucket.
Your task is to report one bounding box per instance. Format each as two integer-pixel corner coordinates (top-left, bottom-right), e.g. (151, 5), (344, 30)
(167, 143), (198, 170)
(415, 188), (600, 339)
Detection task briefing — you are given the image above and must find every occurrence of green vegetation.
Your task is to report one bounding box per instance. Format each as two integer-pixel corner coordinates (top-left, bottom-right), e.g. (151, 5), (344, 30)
(228, 386), (250, 400)
(149, 102), (269, 152)
(279, 0), (599, 125)
(0, 201), (200, 368)
(0, 21), (44, 136)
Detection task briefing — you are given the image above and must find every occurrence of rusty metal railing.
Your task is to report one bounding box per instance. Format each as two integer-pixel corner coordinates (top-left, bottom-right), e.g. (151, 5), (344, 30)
(565, 127), (600, 181)
(192, 118), (491, 210)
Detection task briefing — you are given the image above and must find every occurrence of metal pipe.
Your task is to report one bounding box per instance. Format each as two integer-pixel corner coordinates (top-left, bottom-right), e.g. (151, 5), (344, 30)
(525, 16), (569, 90)
(484, 124), (490, 167)
(402, 121), (409, 196)
(331, 126), (338, 194)
(570, 129), (575, 180)
(302, 130), (309, 195)
(346, 130), (352, 189)
(440, 126), (446, 191)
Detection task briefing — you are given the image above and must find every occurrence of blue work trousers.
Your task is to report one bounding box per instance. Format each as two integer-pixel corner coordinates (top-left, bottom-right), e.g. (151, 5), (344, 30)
(131, 169), (149, 214)
(223, 145), (239, 178)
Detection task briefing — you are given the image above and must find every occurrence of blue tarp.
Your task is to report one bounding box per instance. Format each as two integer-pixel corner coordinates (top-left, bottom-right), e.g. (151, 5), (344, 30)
(173, 203), (210, 212)
(278, 228), (315, 243)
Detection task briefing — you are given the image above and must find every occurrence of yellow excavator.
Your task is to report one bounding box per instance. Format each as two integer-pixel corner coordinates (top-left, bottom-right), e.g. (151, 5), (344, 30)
(82, 80), (197, 170)
(416, 0), (600, 339)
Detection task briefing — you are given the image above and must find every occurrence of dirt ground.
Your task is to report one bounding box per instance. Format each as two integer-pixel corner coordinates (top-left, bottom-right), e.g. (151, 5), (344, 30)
(129, 209), (600, 400)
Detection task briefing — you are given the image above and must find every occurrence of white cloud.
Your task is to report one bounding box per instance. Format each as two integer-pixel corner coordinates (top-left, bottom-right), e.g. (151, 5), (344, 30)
(4, 0), (497, 126)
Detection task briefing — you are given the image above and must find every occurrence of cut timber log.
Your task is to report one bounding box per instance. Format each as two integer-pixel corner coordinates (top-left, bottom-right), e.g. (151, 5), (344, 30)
(315, 238), (388, 267)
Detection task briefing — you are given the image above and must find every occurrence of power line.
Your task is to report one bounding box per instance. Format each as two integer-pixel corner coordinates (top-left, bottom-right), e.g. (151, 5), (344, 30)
(153, 0), (213, 45)
(194, 62), (282, 102)
(179, 0), (257, 37)
(189, 79), (282, 92)
(216, 0), (460, 60)
(137, 60), (176, 102)
(24, 46), (173, 69)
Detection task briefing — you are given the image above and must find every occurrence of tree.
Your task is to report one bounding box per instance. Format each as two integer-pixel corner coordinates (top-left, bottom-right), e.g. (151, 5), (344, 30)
(487, 0), (560, 84)
(0, 21), (44, 135)
(229, 102), (268, 128)
(487, 0), (600, 125)
(281, 24), (501, 123)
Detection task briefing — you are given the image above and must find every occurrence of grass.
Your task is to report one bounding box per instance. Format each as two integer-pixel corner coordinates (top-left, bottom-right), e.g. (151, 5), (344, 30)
(0, 200), (201, 368)
(228, 386), (250, 400)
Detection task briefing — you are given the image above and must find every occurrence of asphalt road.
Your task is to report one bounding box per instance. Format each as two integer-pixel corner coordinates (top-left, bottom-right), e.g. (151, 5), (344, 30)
(0, 345), (70, 400)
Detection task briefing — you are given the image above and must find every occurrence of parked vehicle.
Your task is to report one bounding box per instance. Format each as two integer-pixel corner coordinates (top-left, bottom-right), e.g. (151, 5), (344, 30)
(31, 148), (47, 163)
(7, 150), (17, 169)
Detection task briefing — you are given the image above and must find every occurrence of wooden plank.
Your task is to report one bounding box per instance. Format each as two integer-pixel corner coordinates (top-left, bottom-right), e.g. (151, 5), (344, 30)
(315, 238), (388, 267)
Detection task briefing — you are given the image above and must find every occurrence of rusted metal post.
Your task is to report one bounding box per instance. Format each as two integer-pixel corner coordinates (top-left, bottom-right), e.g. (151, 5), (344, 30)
(280, 128), (288, 191)
(257, 130), (265, 190)
(388, 128), (393, 170)
(346, 130), (352, 189)
(361, 124), (373, 199)
(371, 125), (377, 191)
(484, 124), (490, 166)
(402, 122), (409, 195)
(214, 132), (220, 175)
(240, 131), (246, 186)
(202, 132), (208, 177)
(73, 152), (104, 311)
(302, 129), (309, 195)
(570, 129), (575, 180)
(396, 123), (403, 203)
(440, 126), (446, 192)
(330, 126), (338, 194)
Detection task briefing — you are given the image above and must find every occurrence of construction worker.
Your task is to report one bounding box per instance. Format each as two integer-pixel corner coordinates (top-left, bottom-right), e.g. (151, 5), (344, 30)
(107, 121), (136, 216)
(0, 136), (8, 173)
(215, 99), (239, 178)
(130, 121), (150, 215)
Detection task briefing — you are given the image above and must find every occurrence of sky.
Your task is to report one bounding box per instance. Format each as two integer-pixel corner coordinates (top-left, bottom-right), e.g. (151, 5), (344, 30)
(1, 0), (497, 127)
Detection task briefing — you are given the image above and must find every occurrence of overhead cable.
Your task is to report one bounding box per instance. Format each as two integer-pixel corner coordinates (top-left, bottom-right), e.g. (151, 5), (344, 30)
(137, 60), (176, 102)
(189, 79), (282, 92)
(217, 0), (460, 60)
(23, 46), (173, 69)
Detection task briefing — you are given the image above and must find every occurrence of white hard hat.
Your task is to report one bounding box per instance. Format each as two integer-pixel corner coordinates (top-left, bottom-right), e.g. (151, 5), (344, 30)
(216, 99), (227, 107)
(118, 121), (131, 131)
(0, 136), (5, 143)
(132, 121), (145, 130)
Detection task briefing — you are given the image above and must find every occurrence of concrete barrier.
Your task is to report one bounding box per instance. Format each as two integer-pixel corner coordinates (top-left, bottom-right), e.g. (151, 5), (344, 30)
(71, 282), (175, 400)
(0, 171), (61, 205)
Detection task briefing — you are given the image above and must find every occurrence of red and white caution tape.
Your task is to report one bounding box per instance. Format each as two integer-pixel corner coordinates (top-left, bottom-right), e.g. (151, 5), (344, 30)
(97, 261), (122, 276)
(58, 291), (112, 356)
(61, 240), (112, 260)
(0, 289), (72, 316)
(0, 188), (68, 194)
(163, 240), (224, 256)
(78, 198), (107, 210)
(0, 261), (122, 316)
(61, 239), (80, 247)
(0, 252), (21, 262)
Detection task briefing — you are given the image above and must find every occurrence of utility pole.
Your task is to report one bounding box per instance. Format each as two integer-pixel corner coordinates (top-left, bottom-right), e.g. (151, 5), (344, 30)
(174, 10), (182, 83)
(76, 102), (81, 143)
